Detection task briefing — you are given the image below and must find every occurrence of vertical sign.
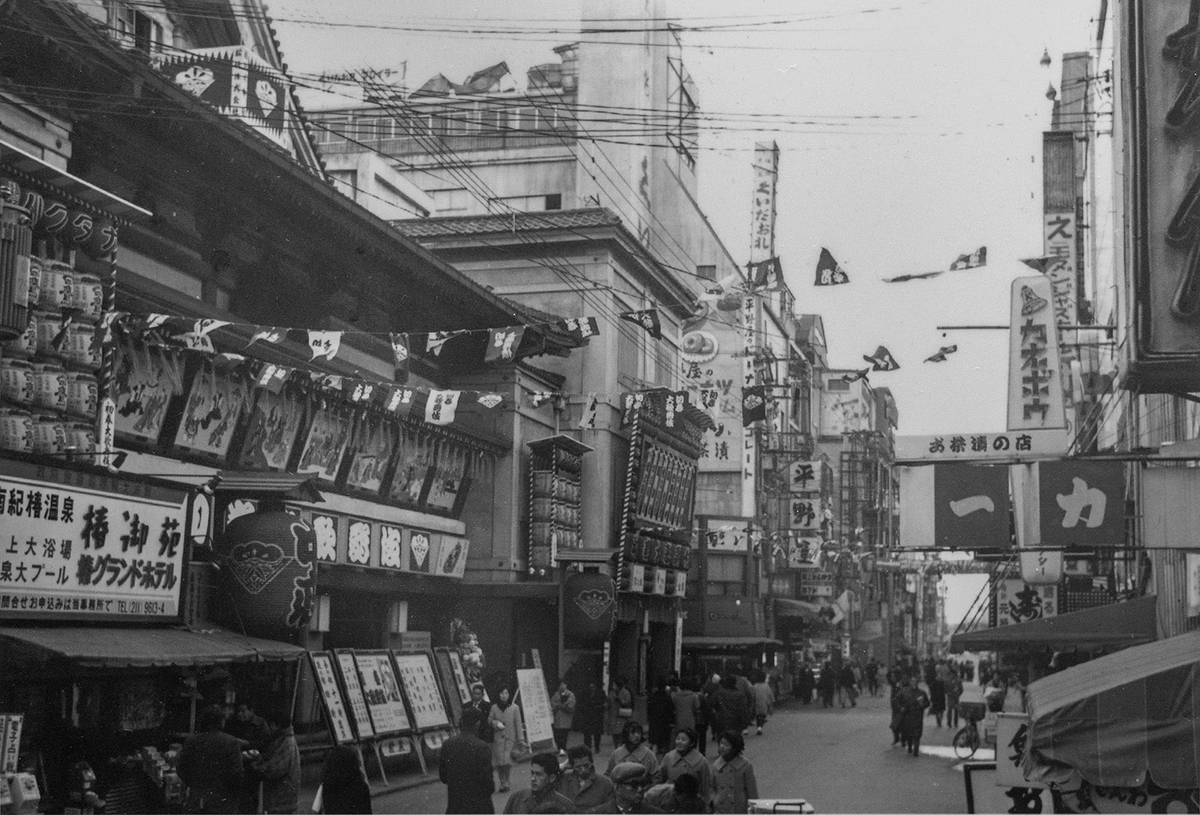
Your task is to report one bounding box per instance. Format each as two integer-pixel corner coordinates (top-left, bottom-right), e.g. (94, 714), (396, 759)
(515, 668), (555, 745)
(1187, 553), (1200, 619)
(308, 652), (356, 744)
(1, 713), (22, 772)
(1008, 276), (1067, 431)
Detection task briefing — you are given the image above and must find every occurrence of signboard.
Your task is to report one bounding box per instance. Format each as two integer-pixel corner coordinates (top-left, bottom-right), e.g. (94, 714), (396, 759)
(788, 461), (822, 494)
(995, 580), (1057, 627)
(308, 652), (356, 744)
(895, 430), (1068, 463)
(432, 648), (464, 726)
(0, 475), (186, 621)
(1037, 460), (1125, 547)
(1, 713), (22, 773)
(515, 668), (555, 745)
(897, 465), (1010, 550)
(787, 497), (821, 532)
(1187, 553), (1200, 619)
(446, 649), (472, 704)
(1008, 276), (1067, 432)
(703, 523), (749, 552)
(996, 713), (1044, 789)
(1140, 469), (1200, 550)
(354, 651), (413, 736)
(392, 651), (451, 731)
(335, 650), (375, 740)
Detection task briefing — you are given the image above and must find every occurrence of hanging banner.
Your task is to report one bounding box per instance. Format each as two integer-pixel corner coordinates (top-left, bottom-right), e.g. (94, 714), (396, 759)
(788, 461), (822, 494)
(1008, 275), (1067, 432)
(1037, 460), (1125, 548)
(897, 464), (1010, 550)
(895, 430), (1068, 463)
(995, 579), (1058, 627)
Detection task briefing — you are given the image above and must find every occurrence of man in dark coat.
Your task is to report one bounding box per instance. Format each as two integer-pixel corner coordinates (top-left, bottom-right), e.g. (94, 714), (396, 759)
(709, 675), (748, 738)
(895, 676), (930, 757)
(466, 683), (494, 743)
(178, 705), (244, 814)
(440, 708), (495, 814)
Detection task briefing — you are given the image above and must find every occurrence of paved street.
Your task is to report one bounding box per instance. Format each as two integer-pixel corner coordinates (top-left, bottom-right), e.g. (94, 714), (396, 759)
(307, 684), (991, 814)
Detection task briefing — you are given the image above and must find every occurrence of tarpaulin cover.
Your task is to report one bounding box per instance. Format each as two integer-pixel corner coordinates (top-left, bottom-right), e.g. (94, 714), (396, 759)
(1024, 628), (1200, 789)
(773, 598), (823, 620)
(949, 594), (1158, 653)
(0, 625), (306, 670)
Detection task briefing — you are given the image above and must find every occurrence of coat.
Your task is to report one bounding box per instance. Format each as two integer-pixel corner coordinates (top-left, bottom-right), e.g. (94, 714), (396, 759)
(709, 687), (749, 736)
(439, 730), (495, 814)
(606, 686), (632, 735)
(488, 703), (525, 768)
(501, 788), (576, 814)
(654, 747), (713, 800)
(552, 688), (577, 730)
(605, 742), (659, 778)
(575, 686), (607, 736)
(711, 754), (758, 814)
(177, 730), (244, 814)
(670, 689), (700, 732)
(646, 688), (675, 747)
(256, 727), (300, 814)
(751, 682), (774, 717)
(559, 771), (616, 814)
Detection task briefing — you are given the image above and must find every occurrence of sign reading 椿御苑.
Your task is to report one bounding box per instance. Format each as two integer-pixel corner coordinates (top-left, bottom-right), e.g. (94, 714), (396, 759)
(0, 475), (186, 620)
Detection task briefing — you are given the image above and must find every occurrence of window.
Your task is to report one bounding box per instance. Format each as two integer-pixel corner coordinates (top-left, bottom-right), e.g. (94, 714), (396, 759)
(108, 1), (165, 54)
(544, 194), (562, 211)
(481, 106), (510, 133)
(617, 321), (642, 388)
(706, 554), (745, 596)
(316, 116), (347, 145)
(432, 188), (470, 215)
(655, 342), (677, 388)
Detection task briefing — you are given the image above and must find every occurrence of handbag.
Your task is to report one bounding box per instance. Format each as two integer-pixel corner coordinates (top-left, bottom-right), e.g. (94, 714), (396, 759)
(510, 740), (532, 763)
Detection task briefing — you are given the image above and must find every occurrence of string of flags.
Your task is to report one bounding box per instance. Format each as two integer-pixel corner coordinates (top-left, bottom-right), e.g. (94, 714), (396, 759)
(862, 345), (899, 372)
(814, 248), (850, 286)
(924, 344), (958, 363)
(882, 246), (987, 283)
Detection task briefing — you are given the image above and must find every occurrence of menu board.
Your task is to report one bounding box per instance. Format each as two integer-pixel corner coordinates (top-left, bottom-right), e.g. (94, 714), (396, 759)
(432, 648), (463, 726)
(447, 649), (472, 704)
(392, 651), (451, 731)
(309, 652), (356, 744)
(335, 650), (375, 740)
(354, 650), (413, 736)
(515, 668), (554, 745)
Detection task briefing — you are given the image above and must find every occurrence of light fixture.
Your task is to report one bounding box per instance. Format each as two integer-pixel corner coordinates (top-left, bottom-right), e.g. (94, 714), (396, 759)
(1040, 48), (1052, 68)
(1046, 83), (1058, 102)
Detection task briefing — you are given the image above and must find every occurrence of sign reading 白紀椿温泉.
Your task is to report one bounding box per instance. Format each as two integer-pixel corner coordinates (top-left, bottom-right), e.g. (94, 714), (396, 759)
(894, 429), (1068, 463)
(0, 475), (186, 621)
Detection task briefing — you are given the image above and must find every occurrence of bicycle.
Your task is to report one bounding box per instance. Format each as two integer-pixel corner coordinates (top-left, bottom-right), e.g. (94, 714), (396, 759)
(953, 701), (986, 759)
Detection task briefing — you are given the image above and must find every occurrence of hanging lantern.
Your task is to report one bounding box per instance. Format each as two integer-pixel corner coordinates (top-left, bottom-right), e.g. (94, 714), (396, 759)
(0, 177), (20, 205)
(562, 571), (616, 649)
(66, 209), (94, 247)
(214, 507), (316, 640)
(82, 216), (118, 260)
(20, 189), (44, 232)
(39, 199), (69, 237)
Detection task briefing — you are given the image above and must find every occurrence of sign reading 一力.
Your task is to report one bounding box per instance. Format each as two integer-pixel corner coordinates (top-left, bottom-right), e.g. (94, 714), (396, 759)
(0, 475), (186, 621)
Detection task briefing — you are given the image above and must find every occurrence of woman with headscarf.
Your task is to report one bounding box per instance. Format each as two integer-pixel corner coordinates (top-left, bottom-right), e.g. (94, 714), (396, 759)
(487, 686), (526, 793)
(710, 731), (757, 814)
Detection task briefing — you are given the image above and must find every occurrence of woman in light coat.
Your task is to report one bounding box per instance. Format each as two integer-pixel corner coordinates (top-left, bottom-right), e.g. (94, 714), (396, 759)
(487, 687), (526, 793)
(710, 730), (758, 814)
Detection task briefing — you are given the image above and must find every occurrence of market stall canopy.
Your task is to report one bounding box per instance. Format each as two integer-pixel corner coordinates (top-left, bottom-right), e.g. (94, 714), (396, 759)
(0, 625), (306, 670)
(1024, 628), (1200, 790)
(949, 595), (1158, 653)
(773, 598), (823, 620)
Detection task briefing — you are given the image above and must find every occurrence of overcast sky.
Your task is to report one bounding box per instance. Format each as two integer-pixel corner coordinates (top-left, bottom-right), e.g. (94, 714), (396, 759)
(272, 0), (1100, 436)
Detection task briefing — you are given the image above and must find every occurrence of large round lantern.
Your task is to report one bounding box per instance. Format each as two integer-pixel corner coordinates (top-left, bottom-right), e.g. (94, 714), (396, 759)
(562, 571), (616, 649)
(215, 508), (316, 640)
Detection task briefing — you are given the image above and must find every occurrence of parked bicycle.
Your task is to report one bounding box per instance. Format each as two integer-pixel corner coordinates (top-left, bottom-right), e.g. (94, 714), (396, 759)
(953, 701), (986, 759)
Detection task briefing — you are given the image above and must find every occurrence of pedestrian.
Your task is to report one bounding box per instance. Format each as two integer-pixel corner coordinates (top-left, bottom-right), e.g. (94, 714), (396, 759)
(889, 678), (907, 750)
(837, 662), (858, 708)
(1003, 674), (1027, 714)
(610, 762), (665, 814)
(698, 674), (721, 755)
(316, 744), (371, 814)
(817, 661), (836, 708)
(750, 671), (774, 735)
(468, 683), (495, 743)
(501, 753), (574, 814)
(559, 745), (615, 813)
(930, 662), (948, 727)
(253, 713), (300, 814)
(225, 701), (270, 749)
(645, 772), (707, 814)
(945, 667), (964, 730)
(440, 707), (495, 814)
(863, 659), (880, 697)
(733, 671), (755, 735)
(710, 731), (758, 814)
(654, 728), (712, 802)
(576, 681), (607, 754)
(646, 677), (675, 755)
(670, 677), (701, 735)
(488, 686), (526, 794)
(605, 721), (659, 779)
(607, 678), (633, 750)
(178, 705), (244, 814)
(551, 679), (577, 757)
(708, 675), (748, 739)
(796, 663), (814, 705)
(897, 675), (930, 757)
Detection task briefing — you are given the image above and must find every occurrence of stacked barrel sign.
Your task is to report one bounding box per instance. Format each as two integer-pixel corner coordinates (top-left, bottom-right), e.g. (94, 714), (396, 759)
(0, 170), (115, 457)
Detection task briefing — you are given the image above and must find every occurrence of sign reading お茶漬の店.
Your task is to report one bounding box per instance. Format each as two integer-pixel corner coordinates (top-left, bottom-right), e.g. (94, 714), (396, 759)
(0, 475), (187, 621)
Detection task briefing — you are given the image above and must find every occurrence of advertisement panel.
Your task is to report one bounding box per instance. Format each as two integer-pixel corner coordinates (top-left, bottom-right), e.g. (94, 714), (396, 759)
(1007, 276), (1067, 432)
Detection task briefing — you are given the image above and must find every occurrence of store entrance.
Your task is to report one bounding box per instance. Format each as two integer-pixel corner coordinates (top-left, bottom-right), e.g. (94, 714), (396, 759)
(326, 592), (389, 650)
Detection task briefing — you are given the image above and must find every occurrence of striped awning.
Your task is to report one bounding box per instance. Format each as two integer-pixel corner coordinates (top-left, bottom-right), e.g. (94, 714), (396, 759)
(1024, 628), (1200, 790)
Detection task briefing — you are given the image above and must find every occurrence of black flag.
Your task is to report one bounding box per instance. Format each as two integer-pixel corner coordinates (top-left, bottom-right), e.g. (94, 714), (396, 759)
(620, 309), (663, 340)
(862, 345), (899, 371)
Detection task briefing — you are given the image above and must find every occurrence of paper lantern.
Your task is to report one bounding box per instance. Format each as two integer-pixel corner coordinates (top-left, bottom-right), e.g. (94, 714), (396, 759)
(215, 509), (316, 640)
(562, 571), (616, 649)
(0, 177), (20, 205)
(66, 209), (94, 247)
(20, 189), (44, 231)
(39, 199), (69, 237)
(82, 216), (118, 259)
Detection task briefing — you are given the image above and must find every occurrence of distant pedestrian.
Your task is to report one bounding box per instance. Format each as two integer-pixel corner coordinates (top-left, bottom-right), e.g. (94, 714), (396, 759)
(576, 681), (607, 754)
(709, 675), (749, 738)
(647, 677), (675, 755)
(734, 672), (755, 735)
(863, 659), (880, 697)
(750, 671), (774, 735)
(837, 663), (858, 708)
(488, 687), (526, 793)
(930, 663), (948, 727)
(889, 679), (907, 750)
(551, 680), (577, 756)
(670, 678), (701, 734)
(710, 731), (758, 814)
(897, 676), (930, 757)
(945, 668), (964, 730)
(316, 744), (371, 814)
(607, 678), (633, 749)
(467, 684), (495, 743)
(796, 664), (814, 705)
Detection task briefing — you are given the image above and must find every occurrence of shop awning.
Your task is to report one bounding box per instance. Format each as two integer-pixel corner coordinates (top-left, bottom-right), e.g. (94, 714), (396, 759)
(0, 625), (307, 670)
(1024, 628), (1200, 790)
(682, 636), (783, 649)
(773, 598), (823, 620)
(948, 595), (1158, 653)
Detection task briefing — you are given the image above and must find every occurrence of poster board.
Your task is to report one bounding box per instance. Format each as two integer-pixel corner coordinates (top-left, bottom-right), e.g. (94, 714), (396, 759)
(446, 649), (472, 704)
(432, 648), (464, 726)
(515, 668), (555, 745)
(334, 650), (375, 740)
(392, 651), (452, 731)
(309, 652), (356, 744)
(354, 650), (413, 736)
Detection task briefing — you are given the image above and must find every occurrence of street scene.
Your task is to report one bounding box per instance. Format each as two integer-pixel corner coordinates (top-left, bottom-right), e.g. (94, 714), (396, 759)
(1, 0), (1198, 813)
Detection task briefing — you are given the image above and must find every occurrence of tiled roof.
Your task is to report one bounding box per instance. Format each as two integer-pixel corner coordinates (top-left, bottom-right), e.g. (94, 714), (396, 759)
(393, 208), (623, 239)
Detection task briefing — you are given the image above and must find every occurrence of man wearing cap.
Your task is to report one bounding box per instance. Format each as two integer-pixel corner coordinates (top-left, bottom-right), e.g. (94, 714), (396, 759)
(502, 753), (576, 814)
(611, 763), (665, 814)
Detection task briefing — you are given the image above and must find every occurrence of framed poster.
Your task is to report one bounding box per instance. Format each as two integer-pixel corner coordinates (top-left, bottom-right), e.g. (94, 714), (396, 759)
(432, 647), (464, 725)
(515, 668), (554, 745)
(387, 427), (434, 507)
(309, 652), (356, 744)
(344, 415), (395, 494)
(173, 363), (250, 459)
(424, 440), (468, 511)
(353, 650), (413, 736)
(297, 407), (353, 482)
(114, 341), (183, 444)
(334, 650), (374, 740)
(392, 651), (451, 731)
(446, 649), (472, 704)
(238, 387), (306, 471)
